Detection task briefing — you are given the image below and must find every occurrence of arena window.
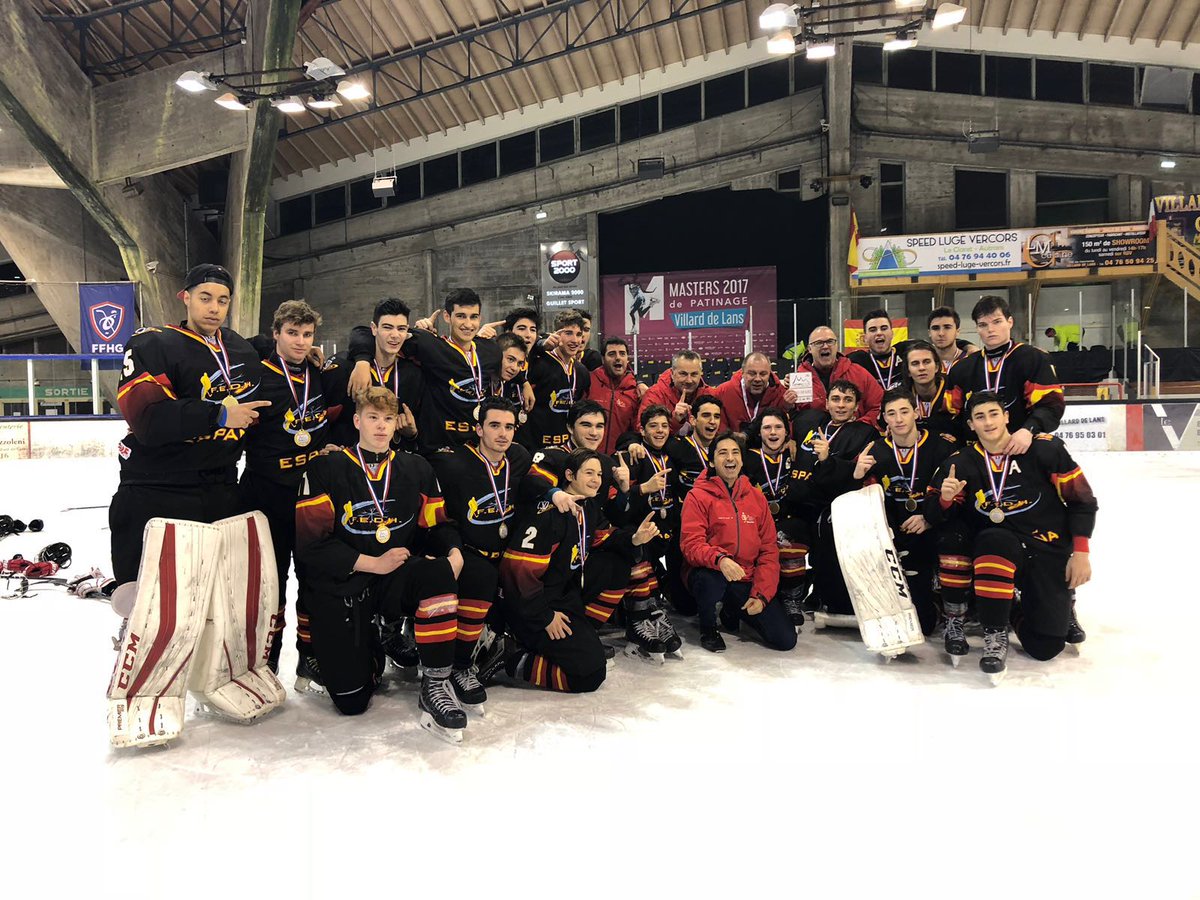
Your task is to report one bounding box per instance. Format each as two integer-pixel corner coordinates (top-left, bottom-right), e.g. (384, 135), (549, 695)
(955, 169), (1008, 230)
(661, 84), (702, 131)
(461, 143), (498, 186)
(984, 54), (1033, 100)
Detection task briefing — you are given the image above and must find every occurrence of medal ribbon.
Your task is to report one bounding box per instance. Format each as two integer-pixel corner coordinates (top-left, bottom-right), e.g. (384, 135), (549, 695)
(205, 329), (235, 389)
(373, 358), (399, 396)
(869, 349), (897, 390)
(470, 445), (510, 527)
(576, 506), (589, 569)
(444, 337), (485, 401)
(979, 446), (1010, 513)
(278, 354), (311, 421)
(355, 446), (393, 530)
(891, 435), (920, 501)
(984, 342), (1018, 394)
(649, 450), (670, 509)
(761, 449), (785, 499)
(741, 379), (761, 423)
(821, 422), (844, 444)
(553, 348), (577, 404)
(688, 436), (710, 470)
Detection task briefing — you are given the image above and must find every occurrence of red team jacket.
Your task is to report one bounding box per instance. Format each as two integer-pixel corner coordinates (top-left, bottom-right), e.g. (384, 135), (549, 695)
(708, 371), (790, 432)
(637, 369), (710, 435)
(587, 366), (640, 455)
(680, 470), (780, 602)
(790, 353), (883, 425)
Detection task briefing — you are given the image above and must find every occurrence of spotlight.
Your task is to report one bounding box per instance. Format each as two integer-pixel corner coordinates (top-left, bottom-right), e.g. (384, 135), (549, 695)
(759, 3), (800, 32)
(271, 96), (307, 114)
(371, 175), (396, 198)
(121, 177), (144, 197)
(307, 93), (342, 110)
(806, 39), (836, 60)
(1160, 159), (1177, 169)
(336, 79), (370, 100)
(883, 30), (918, 52)
(767, 30), (797, 56)
(304, 57), (346, 80)
(176, 70), (217, 92)
(215, 92), (251, 111)
(931, 3), (967, 29)
(859, 175), (874, 188)
(534, 207), (548, 220)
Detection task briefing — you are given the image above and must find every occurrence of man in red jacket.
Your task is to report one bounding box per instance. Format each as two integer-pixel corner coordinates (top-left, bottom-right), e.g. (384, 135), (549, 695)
(792, 326), (882, 425)
(708, 351), (795, 433)
(587, 336), (641, 455)
(637, 349), (708, 435)
(680, 431), (796, 654)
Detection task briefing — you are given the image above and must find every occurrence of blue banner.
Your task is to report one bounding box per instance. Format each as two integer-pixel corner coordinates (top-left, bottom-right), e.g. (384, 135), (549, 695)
(79, 283), (136, 355)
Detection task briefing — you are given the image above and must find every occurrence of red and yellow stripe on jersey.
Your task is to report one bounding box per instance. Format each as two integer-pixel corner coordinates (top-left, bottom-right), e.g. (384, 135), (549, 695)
(295, 493), (334, 552)
(500, 547), (554, 600)
(117, 371), (179, 427)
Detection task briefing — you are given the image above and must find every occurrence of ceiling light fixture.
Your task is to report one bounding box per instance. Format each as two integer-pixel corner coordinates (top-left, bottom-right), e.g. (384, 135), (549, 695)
(759, 3), (800, 32)
(534, 207), (548, 220)
(883, 30), (918, 51)
(806, 39), (836, 60)
(931, 3), (967, 29)
(336, 79), (370, 100)
(1160, 158), (1177, 169)
(214, 92), (251, 111)
(304, 57), (346, 81)
(307, 93), (342, 110)
(767, 30), (797, 55)
(271, 96), (307, 114)
(176, 70), (217, 92)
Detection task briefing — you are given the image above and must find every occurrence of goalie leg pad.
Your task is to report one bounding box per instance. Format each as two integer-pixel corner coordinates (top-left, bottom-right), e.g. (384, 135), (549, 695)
(187, 512), (286, 720)
(830, 485), (925, 658)
(106, 519), (222, 748)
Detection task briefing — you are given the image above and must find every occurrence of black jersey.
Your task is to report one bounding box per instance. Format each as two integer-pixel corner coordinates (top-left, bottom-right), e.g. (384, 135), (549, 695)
(665, 434), (714, 500)
(519, 344), (591, 449)
(429, 442), (532, 557)
(909, 374), (961, 442)
(926, 435), (1097, 553)
(943, 341), (1064, 435)
(746, 447), (793, 509)
(848, 345), (908, 392)
(785, 416), (876, 513)
(854, 430), (958, 529)
(522, 444), (631, 528)
(115, 323), (262, 485)
(244, 357), (344, 485)
(351, 326), (500, 452)
(322, 350), (423, 451)
(627, 441), (677, 523)
(295, 447), (460, 596)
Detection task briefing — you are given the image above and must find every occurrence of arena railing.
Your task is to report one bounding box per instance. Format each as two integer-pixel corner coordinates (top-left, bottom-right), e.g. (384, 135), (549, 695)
(0, 353), (122, 418)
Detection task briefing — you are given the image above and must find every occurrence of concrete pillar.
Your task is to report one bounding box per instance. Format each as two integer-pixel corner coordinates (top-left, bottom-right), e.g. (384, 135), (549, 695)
(222, 0), (302, 335)
(1010, 169), (1036, 227)
(827, 41), (853, 314)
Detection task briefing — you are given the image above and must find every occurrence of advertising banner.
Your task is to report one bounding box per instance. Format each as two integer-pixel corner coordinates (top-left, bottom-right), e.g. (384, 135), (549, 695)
(540, 240), (589, 310)
(79, 283), (136, 354)
(1141, 402), (1200, 451)
(1149, 194), (1200, 249)
(853, 223), (1154, 280)
(0, 421), (30, 460)
(600, 266), (777, 361)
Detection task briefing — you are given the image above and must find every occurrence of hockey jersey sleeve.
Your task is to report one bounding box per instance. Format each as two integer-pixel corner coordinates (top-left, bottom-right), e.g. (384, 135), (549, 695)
(521, 449), (565, 503)
(1037, 436), (1098, 548)
(295, 458), (359, 578)
(117, 331), (221, 446)
(1022, 351), (1066, 435)
(347, 325), (375, 364)
(499, 509), (565, 630)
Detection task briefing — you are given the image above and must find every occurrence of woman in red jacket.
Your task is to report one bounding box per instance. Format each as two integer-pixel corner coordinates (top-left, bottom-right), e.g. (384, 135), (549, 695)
(679, 432), (797, 653)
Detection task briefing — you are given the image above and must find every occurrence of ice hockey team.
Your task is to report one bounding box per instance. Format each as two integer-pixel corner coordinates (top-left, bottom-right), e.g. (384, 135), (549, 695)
(105, 264), (1097, 745)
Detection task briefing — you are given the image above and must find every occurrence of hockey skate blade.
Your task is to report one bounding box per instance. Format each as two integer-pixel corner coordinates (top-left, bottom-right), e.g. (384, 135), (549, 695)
(294, 676), (328, 697)
(986, 669), (1007, 686)
(623, 643), (665, 665)
(1066, 643), (1082, 655)
(419, 712), (464, 745)
(191, 697), (282, 726)
(948, 654), (964, 668)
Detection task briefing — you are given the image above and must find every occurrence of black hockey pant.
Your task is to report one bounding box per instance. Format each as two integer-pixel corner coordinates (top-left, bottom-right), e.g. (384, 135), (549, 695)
(688, 568), (797, 651)
(456, 551), (500, 669)
(508, 595), (608, 694)
(238, 470), (301, 669)
(971, 528), (1072, 661)
(306, 557), (460, 715)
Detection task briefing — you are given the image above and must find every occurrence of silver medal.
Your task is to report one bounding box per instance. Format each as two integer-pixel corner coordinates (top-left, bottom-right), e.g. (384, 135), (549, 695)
(905, 497), (918, 512)
(498, 522), (509, 539)
(658, 508), (667, 520)
(988, 507), (1006, 524)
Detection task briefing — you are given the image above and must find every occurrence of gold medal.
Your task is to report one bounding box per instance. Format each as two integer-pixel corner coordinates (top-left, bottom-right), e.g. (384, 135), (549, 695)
(498, 522), (509, 539)
(518, 410), (528, 425)
(221, 394), (238, 410)
(989, 507), (1005, 524)
(375, 523), (390, 543)
(905, 497), (918, 512)
(768, 501), (780, 515)
(294, 429), (311, 447)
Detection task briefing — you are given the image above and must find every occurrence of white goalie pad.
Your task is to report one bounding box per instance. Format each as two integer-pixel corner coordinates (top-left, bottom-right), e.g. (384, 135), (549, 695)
(187, 511), (286, 720)
(106, 519), (222, 748)
(830, 485), (925, 659)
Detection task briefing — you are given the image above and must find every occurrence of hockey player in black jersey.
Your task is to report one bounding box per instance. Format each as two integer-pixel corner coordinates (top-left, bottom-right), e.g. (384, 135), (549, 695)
(745, 408), (806, 629)
(347, 290), (499, 454)
(903, 340), (961, 441)
(240, 300), (345, 671)
(430, 398), (532, 702)
(787, 380), (877, 620)
(494, 450), (659, 692)
(925, 391), (1097, 680)
(110, 263), (268, 586)
(943, 295), (1065, 455)
(295, 387), (473, 742)
(489, 333), (530, 411)
(845, 389), (959, 635)
(328, 298), (420, 451)
(519, 309), (592, 450)
(847, 309), (908, 392)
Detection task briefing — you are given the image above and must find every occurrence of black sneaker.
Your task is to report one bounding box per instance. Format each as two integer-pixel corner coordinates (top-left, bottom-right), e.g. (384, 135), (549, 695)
(700, 628), (726, 653)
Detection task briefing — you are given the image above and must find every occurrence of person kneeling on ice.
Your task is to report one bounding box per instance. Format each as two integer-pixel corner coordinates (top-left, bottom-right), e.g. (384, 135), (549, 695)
(490, 450), (660, 692)
(924, 391), (1096, 682)
(679, 432), (796, 654)
(294, 386), (474, 743)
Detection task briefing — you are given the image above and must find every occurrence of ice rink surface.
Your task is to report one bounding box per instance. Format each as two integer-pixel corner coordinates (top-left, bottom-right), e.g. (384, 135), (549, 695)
(1, 451), (1196, 899)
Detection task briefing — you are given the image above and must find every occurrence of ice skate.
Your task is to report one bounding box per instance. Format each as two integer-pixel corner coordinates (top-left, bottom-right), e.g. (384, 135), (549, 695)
(1065, 605), (1086, 652)
(780, 591), (806, 634)
(650, 607), (684, 660)
(623, 599), (665, 664)
(476, 632), (515, 686)
(381, 617), (420, 671)
(419, 673), (467, 744)
(980, 628), (1009, 684)
(699, 627), (726, 653)
(450, 666), (487, 715)
(813, 608), (858, 631)
(294, 652), (327, 696)
(943, 606), (969, 668)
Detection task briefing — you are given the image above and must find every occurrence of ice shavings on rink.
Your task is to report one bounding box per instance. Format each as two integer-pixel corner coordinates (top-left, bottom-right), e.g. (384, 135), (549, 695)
(0, 452), (1196, 899)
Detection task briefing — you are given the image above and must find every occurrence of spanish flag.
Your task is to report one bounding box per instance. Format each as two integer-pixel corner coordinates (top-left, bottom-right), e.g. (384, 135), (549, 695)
(847, 208), (859, 276)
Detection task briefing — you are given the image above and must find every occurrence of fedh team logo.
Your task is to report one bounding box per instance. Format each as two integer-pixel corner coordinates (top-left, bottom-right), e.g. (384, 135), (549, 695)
(89, 303), (124, 342)
(547, 249), (581, 284)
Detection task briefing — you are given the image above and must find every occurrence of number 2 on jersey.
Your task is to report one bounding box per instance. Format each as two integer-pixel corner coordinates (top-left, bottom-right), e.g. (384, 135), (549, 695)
(521, 526), (537, 550)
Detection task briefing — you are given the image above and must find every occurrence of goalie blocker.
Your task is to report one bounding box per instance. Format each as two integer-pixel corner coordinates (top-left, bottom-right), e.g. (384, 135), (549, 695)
(106, 512), (285, 749)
